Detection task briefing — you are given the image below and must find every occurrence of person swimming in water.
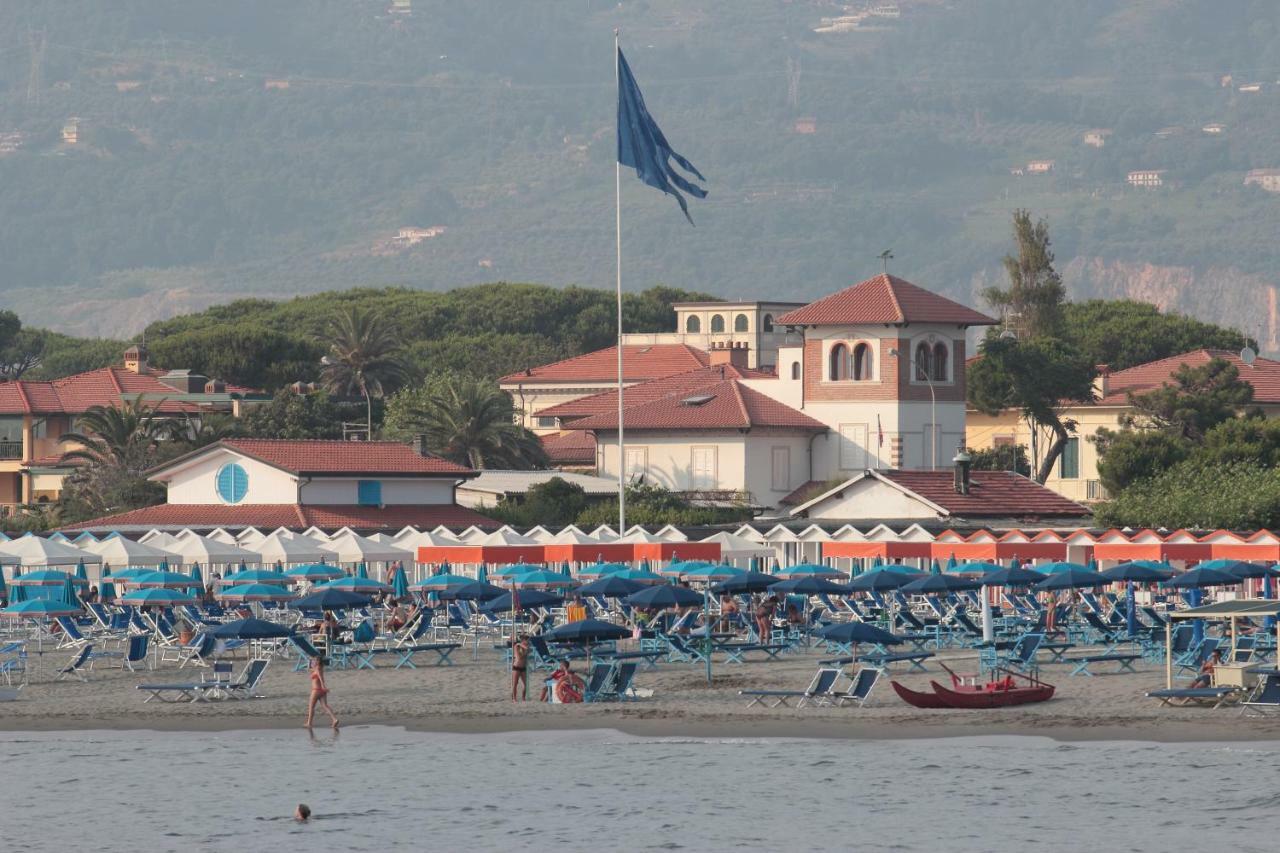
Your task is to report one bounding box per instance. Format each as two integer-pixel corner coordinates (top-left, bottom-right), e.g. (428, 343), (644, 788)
(295, 804), (311, 822)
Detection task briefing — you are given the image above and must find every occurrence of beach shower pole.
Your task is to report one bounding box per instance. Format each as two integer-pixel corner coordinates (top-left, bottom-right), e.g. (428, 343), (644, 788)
(980, 585), (993, 643)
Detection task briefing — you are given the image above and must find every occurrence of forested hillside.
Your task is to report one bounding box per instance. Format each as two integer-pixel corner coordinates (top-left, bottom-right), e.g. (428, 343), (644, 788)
(3, 1), (1280, 342)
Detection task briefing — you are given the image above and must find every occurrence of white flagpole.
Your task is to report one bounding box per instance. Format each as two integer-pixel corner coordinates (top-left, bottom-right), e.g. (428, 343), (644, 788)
(615, 29), (626, 534)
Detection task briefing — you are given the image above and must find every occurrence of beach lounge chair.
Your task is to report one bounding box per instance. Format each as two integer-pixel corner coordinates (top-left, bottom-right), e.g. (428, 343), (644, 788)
(86, 602), (114, 631)
(665, 634), (710, 665)
(1146, 686), (1238, 708)
(1176, 638), (1221, 679)
(0, 645), (26, 687)
(832, 667), (880, 707)
(221, 658), (270, 699)
(55, 645), (95, 682)
(612, 662), (640, 700)
(582, 662), (619, 702)
(987, 633), (1043, 674)
(290, 635), (324, 670)
(1231, 635), (1257, 664)
(1067, 652), (1141, 676)
(54, 616), (91, 650)
(1241, 672), (1280, 716)
(740, 667), (841, 708)
(93, 634), (150, 671)
(174, 632), (217, 668)
(136, 681), (210, 703)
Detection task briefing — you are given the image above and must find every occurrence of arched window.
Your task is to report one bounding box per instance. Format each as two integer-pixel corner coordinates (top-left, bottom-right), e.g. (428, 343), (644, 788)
(829, 343), (850, 381)
(914, 342), (932, 381)
(790, 361), (801, 380)
(734, 313), (749, 332)
(762, 314), (774, 332)
(710, 314), (725, 333)
(685, 315), (701, 333)
(932, 342), (949, 381)
(853, 343), (874, 380)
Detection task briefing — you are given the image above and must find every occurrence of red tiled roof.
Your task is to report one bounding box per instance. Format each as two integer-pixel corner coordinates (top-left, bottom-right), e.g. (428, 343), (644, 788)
(1100, 349), (1280, 405)
(537, 365), (773, 421)
(0, 367), (225, 415)
(158, 439), (475, 477)
(571, 379), (825, 432)
(61, 503), (497, 533)
(499, 344), (710, 385)
(880, 470), (1090, 518)
(540, 431), (596, 465)
(775, 274), (996, 327)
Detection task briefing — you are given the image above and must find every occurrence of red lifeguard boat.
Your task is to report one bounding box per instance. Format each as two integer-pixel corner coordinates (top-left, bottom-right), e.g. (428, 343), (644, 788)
(891, 663), (1055, 709)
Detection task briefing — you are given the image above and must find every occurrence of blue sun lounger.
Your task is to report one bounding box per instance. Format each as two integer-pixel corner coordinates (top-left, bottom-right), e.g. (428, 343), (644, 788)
(740, 667), (841, 708)
(1146, 686), (1238, 708)
(55, 645), (95, 682)
(1242, 671), (1280, 716)
(1068, 652), (1141, 676)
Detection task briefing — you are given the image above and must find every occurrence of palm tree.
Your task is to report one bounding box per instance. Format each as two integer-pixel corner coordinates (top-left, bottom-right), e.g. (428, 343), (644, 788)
(320, 306), (409, 438)
(59, 395), (179, 472)
(406, 375), (548, 469)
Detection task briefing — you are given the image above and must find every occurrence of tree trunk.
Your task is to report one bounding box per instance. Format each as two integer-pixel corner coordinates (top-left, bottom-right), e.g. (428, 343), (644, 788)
(1034, 421), (1070, 484)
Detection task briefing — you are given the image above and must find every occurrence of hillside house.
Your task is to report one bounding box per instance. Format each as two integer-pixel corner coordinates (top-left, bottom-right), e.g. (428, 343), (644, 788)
(1245, 169), (1280, 192)
(1083, 129), (1111, 148)
(1127, 169), (1165, 188)
(1026, 160), (1055, 174)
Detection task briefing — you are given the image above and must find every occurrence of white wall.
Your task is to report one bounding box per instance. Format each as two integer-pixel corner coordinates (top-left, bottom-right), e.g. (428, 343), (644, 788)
(800, 476), (938, 522)
(597, 432), (747, 493)
(743, 431), (814, 507)
(163, 451), (298, 505)
(301, 478), (455, 506)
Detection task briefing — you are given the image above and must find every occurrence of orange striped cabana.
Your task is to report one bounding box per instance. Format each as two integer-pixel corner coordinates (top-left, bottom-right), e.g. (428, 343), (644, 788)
(926, 529), (1067, 563)
(1200, 529), (1280, 563)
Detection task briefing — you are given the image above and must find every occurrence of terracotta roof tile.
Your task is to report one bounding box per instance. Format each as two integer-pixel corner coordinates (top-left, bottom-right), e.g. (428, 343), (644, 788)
(499, 344), (709, 385)
(572, 379), (825, 432)
(880, 470), (1090, 518)
(210, 439), (474, 476)
(776, 274), (996, 327)
(61, 504), (497, 533)
(537, 365), (772, 421)
(540, 431), (596, 465)
(1100, 349), (1280, 405)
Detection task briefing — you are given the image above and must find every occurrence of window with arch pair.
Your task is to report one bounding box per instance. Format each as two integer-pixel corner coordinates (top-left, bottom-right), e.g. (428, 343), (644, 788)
(913, 342), (949, 381)
(828, 342), (875, 381)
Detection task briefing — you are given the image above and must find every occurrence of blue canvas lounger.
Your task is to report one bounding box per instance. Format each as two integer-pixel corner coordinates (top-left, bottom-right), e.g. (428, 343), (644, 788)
(834, 667), (880, 707)
(860, 650), (933, 672)
(740, 668), (841, 708)
(1069, 653), (1140, 676)
(1146, 686), (1238, 708)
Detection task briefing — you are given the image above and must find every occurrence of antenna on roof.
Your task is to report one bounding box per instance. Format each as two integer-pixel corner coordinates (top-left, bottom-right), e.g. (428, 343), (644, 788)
(878, 249), (894, 274)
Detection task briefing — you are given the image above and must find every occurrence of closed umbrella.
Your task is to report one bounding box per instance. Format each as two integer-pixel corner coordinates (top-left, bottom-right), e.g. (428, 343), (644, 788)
(99, 568), (116, 603)
(9, 569), (25, 604)
(354, 563), (369, 580)
(930, 559), (942, 575)
(389, 565), (410, 599)
(189, 563), (203, 586)
(290, 588), (373, 611)
(74, 560), (88, 585)
(476, 564), (489, 585)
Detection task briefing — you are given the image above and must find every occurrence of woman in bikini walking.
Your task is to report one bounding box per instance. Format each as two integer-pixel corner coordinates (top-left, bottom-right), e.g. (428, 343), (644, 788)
(305, 656), (340, 729)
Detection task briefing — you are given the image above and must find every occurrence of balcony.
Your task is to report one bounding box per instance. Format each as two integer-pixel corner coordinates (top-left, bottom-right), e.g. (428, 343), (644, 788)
(0, 440), (22, 460)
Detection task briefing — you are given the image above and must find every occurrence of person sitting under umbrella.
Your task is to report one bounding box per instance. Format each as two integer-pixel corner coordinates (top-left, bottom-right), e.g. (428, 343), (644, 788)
(1191, 648), (1223, 689)
(541, 660), (585, 703)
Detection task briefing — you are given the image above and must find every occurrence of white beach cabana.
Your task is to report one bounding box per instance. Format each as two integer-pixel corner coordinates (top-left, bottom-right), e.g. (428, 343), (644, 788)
(699, 531), (775, 566)
(324, 530), (413, 569)
(205, 527), (239, 545)
(250, 531), (337, 567)
(167, 530), (263, 569)
(235, 527), (268, 547)
(589, 524), (619, 542)
(139, 530), (183, 550)
(0, 536), (102, 585)
(523, 525), (555, 543)
(81, 532), (178, 569)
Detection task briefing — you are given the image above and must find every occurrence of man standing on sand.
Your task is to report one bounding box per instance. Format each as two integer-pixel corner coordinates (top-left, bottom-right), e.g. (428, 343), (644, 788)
(511, 635), (530, 701)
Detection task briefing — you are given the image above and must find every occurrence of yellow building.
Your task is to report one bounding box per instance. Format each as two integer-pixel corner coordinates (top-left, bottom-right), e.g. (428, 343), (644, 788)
(966, 349), (1280, 504)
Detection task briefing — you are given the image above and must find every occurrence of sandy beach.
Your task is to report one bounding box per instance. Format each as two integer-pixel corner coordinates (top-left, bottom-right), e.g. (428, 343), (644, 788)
(4, 642), (1278, 742)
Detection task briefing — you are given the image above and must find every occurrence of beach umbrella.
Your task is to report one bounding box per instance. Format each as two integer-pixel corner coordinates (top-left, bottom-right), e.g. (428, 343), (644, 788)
(945, 554), (957, 572)
(108, 567), (155, 584)
(1037, 562), (1089, 575)
(353, 562), (368, 580)
(897, 574), (981, 594)
(560, 560), (573, 578)
(680, 564), (745, 582)
(978, 565), (1045, 587)
(929, 559), (941, 575)
(846, 568), (925, 592)
(284, 563), (344, 583)
(476, 564), (489, 584)
(321, 577), (393, 593)
(1165, 567), (1238, 588)
(1032, 568), (1108, 591)
(188, 563), (204, 586)
(410, 573), (474, 591)
(390, 565), (410, 599)
(58, 576), (78, 607)
(608, 568), (666, 585)
(480, 589), (563, 613)
(624, 585), (705, 609)
(210, 618), (293, 640)
(3, 598), (81, 617)
(814, 622), (901, 646)
(221, 568), (291, 586)
(542, 618), (631, 644)
(0, 568), (6, 601)
(767, 577), (852, 596)
(1266, 569), (1277, 630)
(1101, 562), (1173, 583)
(575, 576), (645, 599)
(99, 568), (116, 604)
(1203, 560), (1280, 580)
(709, 572), (781, 595)
(661, 560), (715, 577)
(776, 563), (843, 580)
(289, 588), (373, 611)
(217, 583), (296, 603)
(509, 570), (577, 589)
(74, 560), (88, 584)
(7, 568), (74, 586)
(491, 563), (543, 578)
(120, 588), (196, 607)
(9, 570), (26, 604)
(440, 581), (505, 602)
(1087, 558), (1099, 572)
(133, 570), (203, 588)
(577, 562), (629, 579)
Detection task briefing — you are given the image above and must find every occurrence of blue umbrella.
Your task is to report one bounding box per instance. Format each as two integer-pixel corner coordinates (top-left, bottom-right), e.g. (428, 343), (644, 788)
(662, 560), (715, 577)
(846, 568), (925, 592)
(768, 577), (852, 596)
(624, 585), (705, 609)
(355, 563), (369, 580)
(898, 574), (981, 594)
(709, 572), (781, 595)
(134, 570), (203, 588)
(189, 563), (204, 586)
(1165, 567), (1237, 588)
(814, 622), (901, 646)
(560, 560), (572, 578)
(777, 563), (843, 579)
(289, 588), (373, 611)
(99, 567), (116, 603)
(945, 554), (957, 572)
(476, 564), (489, 584)
(3, 598), (80, 617)
(1101, 563), (1173, 583)
(0, 568), (6, 601)
(491, 563), (543, 578)
(411, 573), (474, 591)
(510, 570), (577, 589)
(978, 565), (1045, 587)
(58, 576), (78, 607)
(578, 562), (629, 579)
(439, 581), (505, 602)
(1266, 569), (1276, 630)
(10, 569), (26, 604)
(609, 568), (666, 585)
(480, 589), (564, 613)
(221, 569), (291, 586)
(1032, 568), (1109, 591)
(1204, 560), (1280, 580)
(1126, 582), (1137, 637)
(217, 583), (297, 602)
(322, 577), (393, 593)
(210, 618), (293, 639)
(956, 561), (1006, 576)
(575, 576), (645, 598)
(1038, 562), (1089, 575)
(542, 619), (631, 644)
(121, 588), (196, 607)
(74, 560), (88, 585)
(929, 559), (941, 575)
(284, 563), (344, 583)
(8, 569), (74, 587)
(389, 565), (410, 599)
(681, 564), (745, 582)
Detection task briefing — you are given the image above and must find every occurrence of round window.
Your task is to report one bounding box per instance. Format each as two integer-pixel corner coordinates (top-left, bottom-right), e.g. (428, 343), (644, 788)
(216, 462), (249, 504)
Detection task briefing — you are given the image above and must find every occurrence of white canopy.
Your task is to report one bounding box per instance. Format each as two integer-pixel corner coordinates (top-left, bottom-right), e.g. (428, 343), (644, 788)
(81, 532), (176, 567)
(549, 528), (608, 545)
(478, 528), (539, 547)
(700, 531), (776, 559)
(456, 526), (489, 544)
(589, 525), (620, 542)
(325, 530), (413, 565)
(0, 534), (103, 567)
(166, 531), (263, 567)
(235, 527), (268, 547)
(616, 528), (666, 544)
(139, 530), (183, 549)
(250, 531), (337, 566)
(205, 527), (239, 545)
(392, 528), (461, 551)
(523, 526), (555, 543)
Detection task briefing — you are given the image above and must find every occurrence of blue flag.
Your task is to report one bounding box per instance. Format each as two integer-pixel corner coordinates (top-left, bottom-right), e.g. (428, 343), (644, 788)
(617, 47), (707, 223)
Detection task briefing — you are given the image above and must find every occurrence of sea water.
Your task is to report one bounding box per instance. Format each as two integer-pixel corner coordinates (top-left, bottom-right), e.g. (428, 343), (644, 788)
(1, 727), (1277, 852)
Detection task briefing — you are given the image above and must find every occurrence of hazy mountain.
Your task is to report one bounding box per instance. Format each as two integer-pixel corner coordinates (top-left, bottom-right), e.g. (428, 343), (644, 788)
(3, 1), (1280, 343)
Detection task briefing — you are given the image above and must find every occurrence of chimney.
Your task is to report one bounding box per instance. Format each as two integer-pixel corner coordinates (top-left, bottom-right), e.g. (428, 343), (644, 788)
(411, 434), (429, 457)
(123, 343), (149, 374)
(1092, 364), (1110, 399)
(708, 341), (750, 370)
(953, 447), (972, 495)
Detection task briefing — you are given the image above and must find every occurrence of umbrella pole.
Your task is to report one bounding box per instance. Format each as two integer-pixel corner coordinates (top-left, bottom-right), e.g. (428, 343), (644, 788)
(1164, 618), (1172, 690)
(703, 583), (712, 685)
(980, 585), (993, 643)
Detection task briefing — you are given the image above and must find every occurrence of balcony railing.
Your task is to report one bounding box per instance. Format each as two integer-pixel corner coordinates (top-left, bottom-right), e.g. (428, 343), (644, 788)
(0, 440), (22, 460)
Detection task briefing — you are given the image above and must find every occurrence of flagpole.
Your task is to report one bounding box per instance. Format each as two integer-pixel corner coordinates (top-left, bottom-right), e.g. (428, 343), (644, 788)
(615, 29), (626, 534)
